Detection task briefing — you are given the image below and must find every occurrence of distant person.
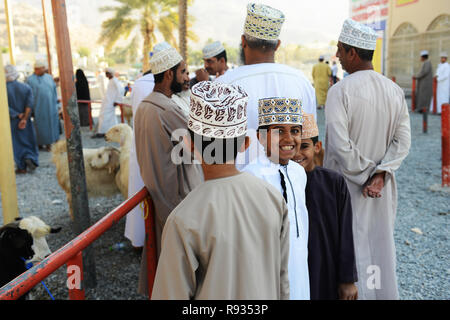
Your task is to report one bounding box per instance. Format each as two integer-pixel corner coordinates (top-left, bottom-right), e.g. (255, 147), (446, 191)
(93, 67), (123, 138)
(124, 69), (154, 250)
(432, 51), (449, 114)
(312, 55), (331, 109)
(26, 61), (60, 151)
(5, 64), (39, 174)
(293, 113), (358, 300)
(152, 81), (290, 300)
(414, 50), (433, 113)
(331, 61), (338, 84)
(324, 19), (411, 299)
(75, 69), (91, 127)
(190, 41), (229, 87)
(97, 69), (107, 99)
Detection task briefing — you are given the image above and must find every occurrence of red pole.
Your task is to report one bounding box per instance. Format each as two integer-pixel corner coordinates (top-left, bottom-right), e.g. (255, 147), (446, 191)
(119, 104), (124, 124)
(432, 76), (437, 114)
(67, 252), (85, 300)
(392, 76), (396, 83)
(442, 104), (450, 187)
(411, 77), (416, 112)
(144, 197), (157, 299)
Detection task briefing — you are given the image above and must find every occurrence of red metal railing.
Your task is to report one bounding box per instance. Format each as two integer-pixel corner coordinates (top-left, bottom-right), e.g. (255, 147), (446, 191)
(0, 187), (157, 300)
(442, 104), (450, 187)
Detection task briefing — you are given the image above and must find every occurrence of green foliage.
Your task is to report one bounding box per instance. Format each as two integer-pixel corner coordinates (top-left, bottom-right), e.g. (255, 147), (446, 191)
(77, 47), (91, 57)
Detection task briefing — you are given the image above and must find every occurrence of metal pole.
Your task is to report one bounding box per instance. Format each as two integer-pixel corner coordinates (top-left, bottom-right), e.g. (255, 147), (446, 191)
(51, 0), (96, 288)
(3, 0), (16, 65)
(0, 53), (19, 224)
(411, 77), (416, 112)
(432, 76), (437, 115)
(442, 104), (450, 187)
(41, 0), (53, 76)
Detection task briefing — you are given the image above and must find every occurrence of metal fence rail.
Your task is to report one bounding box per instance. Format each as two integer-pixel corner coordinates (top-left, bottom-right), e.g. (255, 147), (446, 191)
(0, 187), (156, 300)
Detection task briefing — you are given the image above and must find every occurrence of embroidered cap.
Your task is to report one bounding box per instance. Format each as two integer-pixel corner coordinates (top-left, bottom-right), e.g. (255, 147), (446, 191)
(258, 97), (304, 127)
(301, 113), (319, 139)
(420, 50), (429, 57)
(244, 3), (285, 41)
(440, 51), (448, 58)
(189, 81), (248, 139)
(338, 19), (377, 50)
(202, 41), (226, 59)
(150, 42), (183, 75)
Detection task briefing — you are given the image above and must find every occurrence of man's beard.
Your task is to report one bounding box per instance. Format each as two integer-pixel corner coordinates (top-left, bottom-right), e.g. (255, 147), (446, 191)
(171, 77), (183, 93)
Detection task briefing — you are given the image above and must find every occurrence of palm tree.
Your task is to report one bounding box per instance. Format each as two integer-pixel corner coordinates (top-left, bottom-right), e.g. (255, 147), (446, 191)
(99, 0), (196, 72)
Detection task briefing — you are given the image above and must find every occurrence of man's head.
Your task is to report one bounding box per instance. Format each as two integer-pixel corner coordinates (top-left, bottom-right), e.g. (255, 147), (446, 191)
(319, 55), (325, 62)
(34, 61), (47, 76)
(440, 52), (448, 63)
(337, 19), (377, 74)
(240, 3), (284, 65)
(293, 113), (321, 172)
(202, 41), (228, 76)
(150, 42), (185, 95)
(105, 68), (115, 79)
(420, 50), (429, 62)
(257, 98), (304, 165)
(187, 81), (249, 165)
(5, 64), (19, 82)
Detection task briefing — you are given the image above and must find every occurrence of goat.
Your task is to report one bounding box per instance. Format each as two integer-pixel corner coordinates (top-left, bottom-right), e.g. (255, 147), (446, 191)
(0, 216), (60, 300)
(51, 140), (121, 219)
(105, 124), (132, 199)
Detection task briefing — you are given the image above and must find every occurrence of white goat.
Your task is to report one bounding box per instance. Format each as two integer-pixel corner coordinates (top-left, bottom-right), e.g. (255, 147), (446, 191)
(51, 140), (121, 219)
(105, 124), (132, 199)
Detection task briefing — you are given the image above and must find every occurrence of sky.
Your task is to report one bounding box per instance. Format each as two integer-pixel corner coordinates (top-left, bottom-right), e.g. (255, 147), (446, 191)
(189, 0), (350, 49)
(9, 0), (350, 49)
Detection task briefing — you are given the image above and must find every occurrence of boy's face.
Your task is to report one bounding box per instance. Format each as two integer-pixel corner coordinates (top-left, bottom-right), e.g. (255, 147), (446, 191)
(258, 124), (302, 165)
(293, 138), (321, 172)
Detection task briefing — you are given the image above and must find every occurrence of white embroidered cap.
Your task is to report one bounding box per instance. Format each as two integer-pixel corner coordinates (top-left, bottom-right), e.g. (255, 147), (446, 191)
(202, 41), (226, 59)
(150, 41), (183, 75)
(338, 19), (377, 50)
(34, 60), (47, 68)
(105, 67), (115, 74)
(244, 3), (285, 41)
(189, 81), (248, 139)
(440, 51), (448, 58)
(420, 50), (429, 56)
(301, 113), (319, 139)
(258, 97), (304, 127)
(4, 64), (19, 82)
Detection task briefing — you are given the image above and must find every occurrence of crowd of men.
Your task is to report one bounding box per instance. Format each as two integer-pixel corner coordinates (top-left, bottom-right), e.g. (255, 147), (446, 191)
(123, 3), (412, 300)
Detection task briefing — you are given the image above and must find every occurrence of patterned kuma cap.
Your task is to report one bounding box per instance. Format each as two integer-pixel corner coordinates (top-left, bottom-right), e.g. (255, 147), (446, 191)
(189, 81), (248, 139)
(202, 41), (226, 59)
(338, 19), (377, 50)
(258, 97), (304, 127)
(301, 113), (319, 139)
(150, 41), (183, 75)
(244, 3), (285, 41)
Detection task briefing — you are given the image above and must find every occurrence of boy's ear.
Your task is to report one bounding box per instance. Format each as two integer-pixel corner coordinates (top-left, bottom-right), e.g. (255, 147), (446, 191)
(314, 140), (323, 154)
(183, 134), (195, 154)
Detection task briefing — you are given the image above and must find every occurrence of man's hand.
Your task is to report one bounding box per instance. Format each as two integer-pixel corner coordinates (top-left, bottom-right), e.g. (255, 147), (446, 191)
(18, 118), (27, 130)
(363, 172), (386, 198)
(195, 69), (209, 82)
(338, 283), (358, 300)
(18, 113), (24, 120)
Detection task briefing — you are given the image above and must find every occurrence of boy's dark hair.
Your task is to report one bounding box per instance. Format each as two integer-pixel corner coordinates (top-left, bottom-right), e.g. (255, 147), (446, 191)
(153, 63), (180, 84)
(341, 42), (374, 62)
(188, 129), (245, 164)
(311, 136), (319, 145)
(214, 50), (227, 63)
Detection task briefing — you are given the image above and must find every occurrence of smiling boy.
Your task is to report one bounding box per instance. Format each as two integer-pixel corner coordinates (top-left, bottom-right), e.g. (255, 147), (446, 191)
(293, 113), (358, 300)
(243, 97), (310, 300)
